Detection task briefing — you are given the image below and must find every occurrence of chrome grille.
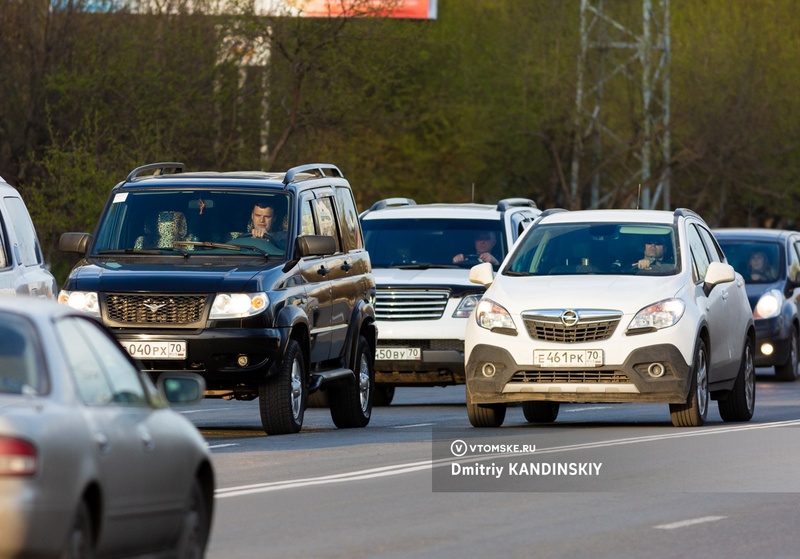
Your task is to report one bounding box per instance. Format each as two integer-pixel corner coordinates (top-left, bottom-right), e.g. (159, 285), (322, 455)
(105, 293), (208, 325)
(521, 309), (622, 342)
(510, 370), (629, 383)
(375, 290), (449, 321)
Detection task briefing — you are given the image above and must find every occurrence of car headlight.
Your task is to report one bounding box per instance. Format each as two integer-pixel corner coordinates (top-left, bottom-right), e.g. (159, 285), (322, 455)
(453, 294), (482, 318)
(754, 289), (782, 319)
(475, 298), (517, 333)
(210, 292), (268, 319)
(628, 298), (685, 332)
(58, 290), (100, 317)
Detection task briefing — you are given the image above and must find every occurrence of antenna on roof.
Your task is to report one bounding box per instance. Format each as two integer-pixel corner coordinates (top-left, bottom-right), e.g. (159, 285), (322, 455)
(471, 183), (475, 203)
(636, 184), (641, 209)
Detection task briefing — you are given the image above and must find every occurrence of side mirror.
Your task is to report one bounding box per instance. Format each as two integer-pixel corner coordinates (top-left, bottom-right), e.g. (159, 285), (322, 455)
(704, 261), (736, 286)
(296, 235), (336, 257)
(157, 373), (206, 405)
(470, 262), (494, 286)
(59, 232), (91, 254)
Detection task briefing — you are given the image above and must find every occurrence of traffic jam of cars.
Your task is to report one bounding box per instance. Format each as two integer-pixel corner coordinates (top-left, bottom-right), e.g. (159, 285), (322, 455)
(2, 164), (799, 556)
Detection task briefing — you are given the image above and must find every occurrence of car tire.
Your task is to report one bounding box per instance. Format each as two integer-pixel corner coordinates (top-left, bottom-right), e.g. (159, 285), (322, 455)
(329, 335), (373, 428)
(64, 499), (94, 559)
(718, 340), (756, 422)
(373, 384), (395, 406)
(307, 390), (329, 408)
(669, 338), (708, 427)
(259, 339), (306, 435)
(522, 401), (560, 423)
(175, 479), (211, 559)
(467, 402), (507, 427)
(775, 326), (799, 381)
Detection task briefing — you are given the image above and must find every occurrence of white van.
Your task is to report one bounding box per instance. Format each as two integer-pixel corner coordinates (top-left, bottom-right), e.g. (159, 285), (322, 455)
(0, 176), (57, 299)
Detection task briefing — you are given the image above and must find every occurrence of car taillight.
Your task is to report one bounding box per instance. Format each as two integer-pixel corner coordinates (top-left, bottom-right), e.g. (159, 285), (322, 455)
(0, 436), (37, 476)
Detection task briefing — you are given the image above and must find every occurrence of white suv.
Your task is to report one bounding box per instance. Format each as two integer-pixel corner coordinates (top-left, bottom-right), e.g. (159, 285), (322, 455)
(360, 198), (540, 404)
(465, 208), (756, 427)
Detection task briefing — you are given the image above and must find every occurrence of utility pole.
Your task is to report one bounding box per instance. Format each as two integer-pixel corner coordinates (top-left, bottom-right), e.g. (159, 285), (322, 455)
(569, 0), (671, 210)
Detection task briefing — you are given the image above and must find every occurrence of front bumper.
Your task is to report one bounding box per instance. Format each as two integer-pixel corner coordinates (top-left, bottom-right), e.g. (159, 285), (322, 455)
(754, 317), (792, 367)
(115, 327), (285, 390)
(466, 343), (692, 405)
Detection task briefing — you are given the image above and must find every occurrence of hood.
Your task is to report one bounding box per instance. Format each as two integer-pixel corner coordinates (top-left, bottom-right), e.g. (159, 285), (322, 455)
(372, 267), (477, 289)
(66, 257), (283, 292)
(487, 274), (687, 315)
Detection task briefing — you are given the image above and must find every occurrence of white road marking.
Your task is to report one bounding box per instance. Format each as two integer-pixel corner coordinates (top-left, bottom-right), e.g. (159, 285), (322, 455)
(208, 443), (239, 449)
(392, 423), (435, 428)
(563, 406), (613, 413)
(215, 419), (800, 498)
(179, 409), (220, 414)
(654, 516), (727, 530)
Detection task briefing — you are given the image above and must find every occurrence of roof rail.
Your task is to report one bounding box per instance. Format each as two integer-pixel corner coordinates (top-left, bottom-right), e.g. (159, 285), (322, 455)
(538, 208), (569, 218)
(283, 163), (343, 185)
(126, 162), (185, 182)
(367, 198), (417, 212)
(497, 198), (537, 211)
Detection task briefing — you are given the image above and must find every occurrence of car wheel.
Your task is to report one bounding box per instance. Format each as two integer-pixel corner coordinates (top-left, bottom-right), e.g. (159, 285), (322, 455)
(329, 335), (373, 428)
(373, 384), (395, 406)
(307, 390), (329, 408)
(467, 402), (507, 427)
(669, 339), (708, 427)
(259, 339), (306, 435)
(718, 340), (756, 422)
(522, 401), (560, 423)
(175, 479), (211, 559)
(64, 499), (94, 559)
(775, 326), (799, 381)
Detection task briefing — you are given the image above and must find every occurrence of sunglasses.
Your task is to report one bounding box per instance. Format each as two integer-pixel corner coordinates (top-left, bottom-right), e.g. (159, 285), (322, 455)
(645, 240), (664, 245)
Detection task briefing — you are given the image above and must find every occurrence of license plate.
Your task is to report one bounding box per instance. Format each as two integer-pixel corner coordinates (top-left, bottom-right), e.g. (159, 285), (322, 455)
(121, 340), (187, 360)
(376, 347), (421, 361)
(533, 349), (603, 368)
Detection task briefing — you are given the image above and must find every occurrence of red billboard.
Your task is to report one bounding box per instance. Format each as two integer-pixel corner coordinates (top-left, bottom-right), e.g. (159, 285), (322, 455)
(284, 0), (437, 19)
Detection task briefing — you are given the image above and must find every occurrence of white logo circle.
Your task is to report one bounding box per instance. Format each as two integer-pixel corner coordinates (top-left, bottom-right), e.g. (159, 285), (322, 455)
(450, 439), (468, 457)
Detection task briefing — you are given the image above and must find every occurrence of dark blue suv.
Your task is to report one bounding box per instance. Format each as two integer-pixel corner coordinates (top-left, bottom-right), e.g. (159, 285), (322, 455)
(59, 162), (377, 434)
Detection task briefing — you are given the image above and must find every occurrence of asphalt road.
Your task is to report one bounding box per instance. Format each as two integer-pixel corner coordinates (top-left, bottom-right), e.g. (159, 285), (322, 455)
(185, 370), (800, 559)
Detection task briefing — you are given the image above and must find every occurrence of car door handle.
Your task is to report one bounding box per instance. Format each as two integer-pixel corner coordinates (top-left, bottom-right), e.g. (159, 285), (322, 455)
(340, 262), (352, 272)
(317, 266), (330, 277)
(94, 433), (110, 455)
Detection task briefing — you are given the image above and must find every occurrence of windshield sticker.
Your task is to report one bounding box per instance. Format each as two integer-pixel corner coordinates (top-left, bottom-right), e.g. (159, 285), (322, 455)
(112, 193), (128, 203)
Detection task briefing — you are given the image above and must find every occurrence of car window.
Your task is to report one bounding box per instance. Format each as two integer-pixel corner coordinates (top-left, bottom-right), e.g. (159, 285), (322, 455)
(91, 190), (290, 257)
(363, 218), (505, 268)
(0, 312), (47, 395)
(687, 224), (711, 281)
(504, 221), (678, 276)
(4, 196), (42, 266)
(696, 225), (724, 263)
(717, 240), (781, 284)
(313, 197), (340, 251)
(0, 211), (8, 268)
(335, 187), (363, 251)
(791, 241), (800, 282)
(56, 316), (148, 406)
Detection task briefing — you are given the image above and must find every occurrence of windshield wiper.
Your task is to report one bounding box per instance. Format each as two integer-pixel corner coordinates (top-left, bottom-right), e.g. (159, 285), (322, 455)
(174, 241), (271, 259)
(395, 263), (458, 270)
(98, 248), (167, 255)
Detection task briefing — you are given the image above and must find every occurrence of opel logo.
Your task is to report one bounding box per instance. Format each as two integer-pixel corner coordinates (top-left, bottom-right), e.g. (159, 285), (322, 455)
(143, 302), (167, 312)
(560, 310), (579, 327)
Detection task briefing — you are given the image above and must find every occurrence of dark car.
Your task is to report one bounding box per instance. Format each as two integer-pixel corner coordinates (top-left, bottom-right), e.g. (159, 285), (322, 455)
(58, 162), (377, 435)
(714, 228), (800, 381)
(0, 296), (213, 558)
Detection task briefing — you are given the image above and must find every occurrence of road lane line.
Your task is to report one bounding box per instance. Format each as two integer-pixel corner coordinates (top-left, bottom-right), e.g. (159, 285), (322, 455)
(392, 423), (435, 428)
(654, 516), (727, 530)
(215, 419), (800, 498)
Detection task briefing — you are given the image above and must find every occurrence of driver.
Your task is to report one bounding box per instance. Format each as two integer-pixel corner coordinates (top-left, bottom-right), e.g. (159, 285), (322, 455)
(249, 202), (287, 247)
(453, 231), (499, 266)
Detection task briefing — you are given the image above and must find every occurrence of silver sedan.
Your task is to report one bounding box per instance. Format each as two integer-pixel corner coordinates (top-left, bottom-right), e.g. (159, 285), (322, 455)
(0, 296), (214, 558)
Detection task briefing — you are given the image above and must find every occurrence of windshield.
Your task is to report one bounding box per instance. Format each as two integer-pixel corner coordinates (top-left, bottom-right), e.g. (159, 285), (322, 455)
(505, 222), (680, 276)
(0, 312), (47, 395)
(717, 240), (782, 284)
(362, 218), (506, 269)
(92, 189), (291, 257)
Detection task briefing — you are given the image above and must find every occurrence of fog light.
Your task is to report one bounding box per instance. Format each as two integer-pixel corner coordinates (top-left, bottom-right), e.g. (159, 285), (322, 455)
(237, 355), (249, 367)
(761, 343), (774, 356)
(647, 362), (666, 378)
(481, 362), (497, 378)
